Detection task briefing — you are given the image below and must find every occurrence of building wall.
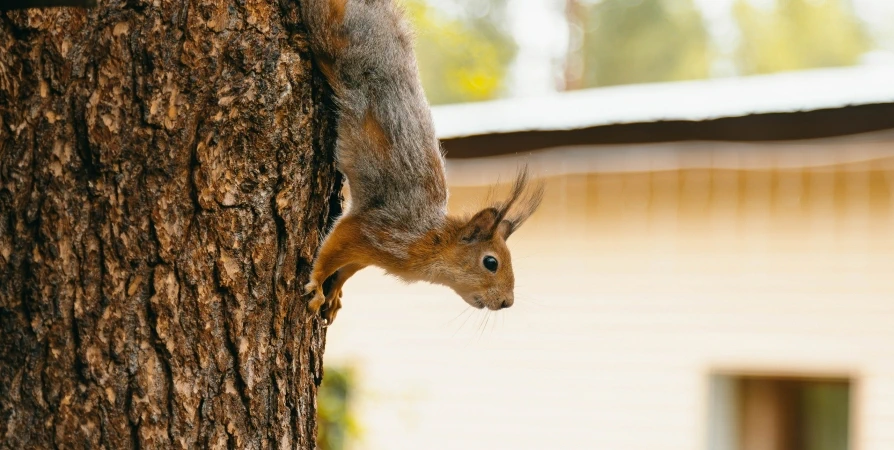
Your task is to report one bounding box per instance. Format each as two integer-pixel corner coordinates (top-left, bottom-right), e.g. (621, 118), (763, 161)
(324, 131), (894, 450)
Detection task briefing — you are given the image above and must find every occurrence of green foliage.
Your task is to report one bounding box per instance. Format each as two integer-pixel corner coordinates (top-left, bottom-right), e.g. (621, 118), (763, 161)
(733, 0), (870, 75)
(406, 0), (875, 100)
(577, 0), (712, 88)
(317, 366), (360, 450)
(404, 0), (517, 105)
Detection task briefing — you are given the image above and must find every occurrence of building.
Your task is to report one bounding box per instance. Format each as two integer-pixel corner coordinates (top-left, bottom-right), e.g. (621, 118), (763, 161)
(324, 65), (894, 450)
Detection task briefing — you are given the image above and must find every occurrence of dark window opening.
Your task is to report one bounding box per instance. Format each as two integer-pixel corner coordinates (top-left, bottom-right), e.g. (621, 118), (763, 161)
(709, 374), (851, 450)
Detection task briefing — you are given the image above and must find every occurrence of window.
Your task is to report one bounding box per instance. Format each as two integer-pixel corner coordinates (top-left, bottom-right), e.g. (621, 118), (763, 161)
(709, 374), (851, 450)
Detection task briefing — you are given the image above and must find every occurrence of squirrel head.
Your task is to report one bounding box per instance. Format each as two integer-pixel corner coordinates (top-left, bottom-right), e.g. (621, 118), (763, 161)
(436, 168), (544, 311)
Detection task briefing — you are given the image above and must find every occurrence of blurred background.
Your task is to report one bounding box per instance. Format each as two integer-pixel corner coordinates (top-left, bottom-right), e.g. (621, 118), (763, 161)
(317, 1), (894, 449)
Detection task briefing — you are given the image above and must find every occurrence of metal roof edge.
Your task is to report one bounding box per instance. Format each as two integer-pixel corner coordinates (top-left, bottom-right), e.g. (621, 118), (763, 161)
(432, 65), (894, 140)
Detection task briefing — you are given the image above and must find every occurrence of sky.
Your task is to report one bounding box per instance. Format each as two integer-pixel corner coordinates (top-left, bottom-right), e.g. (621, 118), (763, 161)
(502, 0), (894, 97)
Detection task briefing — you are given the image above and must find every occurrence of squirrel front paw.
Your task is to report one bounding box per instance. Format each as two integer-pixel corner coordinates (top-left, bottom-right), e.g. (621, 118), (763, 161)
(305, 280), (325, 314)
(321, 286), (343, 324)
(305, 279), (343, 325)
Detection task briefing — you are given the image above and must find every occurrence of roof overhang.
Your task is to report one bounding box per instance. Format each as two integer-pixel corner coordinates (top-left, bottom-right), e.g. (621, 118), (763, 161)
(433, 66), (894, 159)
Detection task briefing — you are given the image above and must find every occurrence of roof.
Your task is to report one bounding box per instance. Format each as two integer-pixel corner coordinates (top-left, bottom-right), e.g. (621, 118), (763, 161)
(432, 65), (894, 139)
(432, 65), (894, 158)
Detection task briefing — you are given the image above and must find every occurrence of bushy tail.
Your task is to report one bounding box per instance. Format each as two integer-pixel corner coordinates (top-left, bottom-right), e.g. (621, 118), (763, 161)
(300, 0), (349, 85)
(299, 0), (445, 217)
(300, 0), (421, 104)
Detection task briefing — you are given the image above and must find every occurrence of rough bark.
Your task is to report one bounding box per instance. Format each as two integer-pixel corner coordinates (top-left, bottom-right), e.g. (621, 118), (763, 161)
(0, 1), (340, 448)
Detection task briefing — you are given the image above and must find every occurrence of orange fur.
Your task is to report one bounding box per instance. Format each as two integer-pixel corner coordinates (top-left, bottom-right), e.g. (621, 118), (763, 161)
(328, 0), (348, 24)
(306, 168), (542, 324)
(315, 56), (339, 90)
(313, 0), (350, 90)
(362, 110), (391, 154)
(301, 0), (544, 324)
(308, 216), (373, 284)
(306, 216), (378, 323)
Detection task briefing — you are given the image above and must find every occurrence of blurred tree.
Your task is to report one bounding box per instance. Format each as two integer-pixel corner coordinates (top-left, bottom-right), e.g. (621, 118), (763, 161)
(317, 366), (361, 450)
(570, 0), (711, 89)
(404, 0), (517, 105)
(733, 0), (870, 75)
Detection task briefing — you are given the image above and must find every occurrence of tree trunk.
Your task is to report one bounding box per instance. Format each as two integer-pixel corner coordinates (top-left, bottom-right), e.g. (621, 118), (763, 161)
(0, 1), (340, 448)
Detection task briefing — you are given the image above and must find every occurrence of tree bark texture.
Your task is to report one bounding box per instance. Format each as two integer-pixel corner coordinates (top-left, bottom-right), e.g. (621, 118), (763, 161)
(0, 1), (341, 448)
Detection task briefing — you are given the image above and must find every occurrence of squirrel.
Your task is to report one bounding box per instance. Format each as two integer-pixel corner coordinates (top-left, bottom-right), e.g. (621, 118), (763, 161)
(300, 0), (543, 325)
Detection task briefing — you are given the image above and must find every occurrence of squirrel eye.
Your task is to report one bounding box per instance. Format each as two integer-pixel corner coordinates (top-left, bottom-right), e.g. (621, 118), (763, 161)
(483, 256), (498, 272)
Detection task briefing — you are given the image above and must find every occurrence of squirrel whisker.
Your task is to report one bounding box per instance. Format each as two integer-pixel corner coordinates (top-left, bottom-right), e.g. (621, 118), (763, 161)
(301, 0), (543, 324)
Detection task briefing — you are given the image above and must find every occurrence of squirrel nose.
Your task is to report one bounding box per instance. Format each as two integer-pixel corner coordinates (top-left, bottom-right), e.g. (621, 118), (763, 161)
(501, 297), (514, 309)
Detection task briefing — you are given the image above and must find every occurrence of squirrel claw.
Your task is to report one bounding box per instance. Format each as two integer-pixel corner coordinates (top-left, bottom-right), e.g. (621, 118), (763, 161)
(305, 279), (343, 324)
(304, 280), (319, 296)
(305, 280), (325, 315)
(321, 288), (343, 324)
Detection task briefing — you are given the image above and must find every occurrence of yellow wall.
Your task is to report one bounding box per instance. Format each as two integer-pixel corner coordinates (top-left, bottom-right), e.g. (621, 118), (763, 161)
(325, 131), (894, 450)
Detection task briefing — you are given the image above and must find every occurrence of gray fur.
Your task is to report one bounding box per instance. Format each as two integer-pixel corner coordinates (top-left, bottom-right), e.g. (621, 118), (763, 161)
(301, 1), (546, 322)
(302, 0), (447, 257)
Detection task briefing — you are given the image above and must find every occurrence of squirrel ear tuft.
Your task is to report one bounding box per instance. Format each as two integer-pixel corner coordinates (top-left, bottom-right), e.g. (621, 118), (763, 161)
(496, 220), (512, 239)
(498, 166), (545, 240)
(461, 208), (499, 243)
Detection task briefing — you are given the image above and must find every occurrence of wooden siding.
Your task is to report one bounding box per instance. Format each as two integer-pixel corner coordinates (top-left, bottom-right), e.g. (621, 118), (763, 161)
(325, 131), (894, 450)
